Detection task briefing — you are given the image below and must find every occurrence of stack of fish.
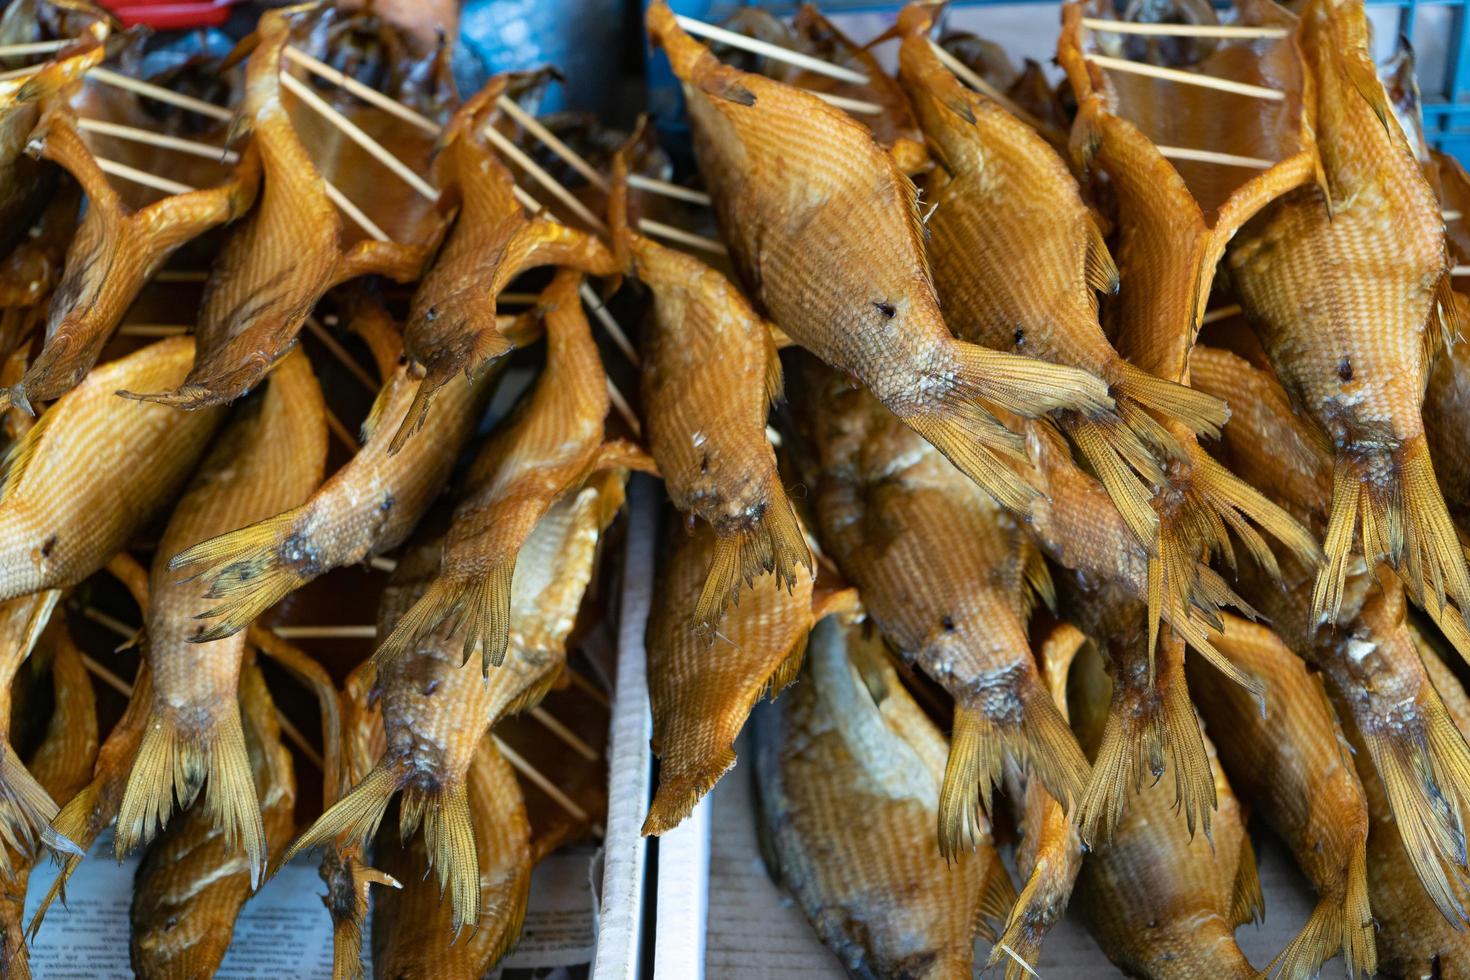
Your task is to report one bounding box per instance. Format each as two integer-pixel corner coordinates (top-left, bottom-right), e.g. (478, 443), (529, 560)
(0, 0), (1468, 975)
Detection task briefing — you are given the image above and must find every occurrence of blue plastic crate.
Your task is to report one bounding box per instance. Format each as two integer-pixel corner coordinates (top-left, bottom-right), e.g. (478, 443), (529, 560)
(644, 0), (1470, 162)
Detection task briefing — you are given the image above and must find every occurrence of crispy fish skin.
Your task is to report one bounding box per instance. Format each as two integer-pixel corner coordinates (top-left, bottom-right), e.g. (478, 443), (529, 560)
(1225, 0), (1465, 625)
(789, 361), (1088, 856)
(1075, 692), (1261, 980)
(1187, 613), (1375, 979)
(374, 271), (633, 672)
(610, 133), (809, 631)
(114, 346), (326, 881)
(643, 515), (852, 836)
(753, 617), (1014, 979)
(1193, 344), (1470, 927)
(126, 9), (432, 410)
(0, 628), (95, 980)
(393, 74), (617, 449)
(283, 469), (625, 933)
(895, 3), (1228, 551)
(0, 336), (223, 603)
(0, 105), (259, 414)
(646, 0), (1115, 516)
(168, 298), (513, 643)
(129, 656), (295, 978)
(372, 734), (532, 978)
(1056, 0), (1320, 648)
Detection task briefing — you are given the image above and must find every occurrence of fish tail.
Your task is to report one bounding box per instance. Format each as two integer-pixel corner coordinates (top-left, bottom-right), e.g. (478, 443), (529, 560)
(0, 745), (61, 875)
(694, 496), (812, 633)
(320, 848), (399, 980)
(387, 378), (439, 456)
(282, 765), (403, 875)
(904, 412), (1039, 515)
(397, 782), (480, 934)
(987, 831), (1072, 980)
(1063, 415), (1160, 552)
(115, 705), (266, 886)
(949, 341), (1114, 420)
(167, 508), (312, 642)
(1400, 436), (1470, 614)
(1193, 448), (1322, 579)
(29, 781), (101, 937)
(940, 682), (1090, 859)
(974, 851), (1020, 945)
(1115, 361), (1230, 441)
(1074, 634), (1215, 845)
(1268, 843), (1376, 980)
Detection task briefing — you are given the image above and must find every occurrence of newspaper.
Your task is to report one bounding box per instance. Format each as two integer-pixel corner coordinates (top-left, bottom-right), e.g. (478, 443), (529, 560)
(23, 834), (599, 978)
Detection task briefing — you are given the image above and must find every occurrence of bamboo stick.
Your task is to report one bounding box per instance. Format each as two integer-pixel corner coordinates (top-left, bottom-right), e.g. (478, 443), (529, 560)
(272, 625), (378, 640)
(674, 13), (868, 84)
(1088, 53), (1285, 101)
(579, 283), (640, 367)
(930, 40), (1047, 132)
(493, 735), (594, 827)
(283, 45), (440, 135)
(95, 157), (194, 196)
(77, 117), (237, 163)
(1156, 144), (1274, 169)
(0, 40), (68, 57)
(629, 174), (711, 206)
(89, 66), (234, 120)
(1082, 18), (1288, 39)
(369, 556), (398, 573)
(635, 217), (727, 256)
(304, 315), (378, 393)
(1200, 304), (1242, 325)
(481, 123), (608, 232)
(322, 180), (392, 241)
(808, 89), (883, 115)
(529, 707), (600, 761)
(117, 324), (189, 337)
(606, 377), (641, 438)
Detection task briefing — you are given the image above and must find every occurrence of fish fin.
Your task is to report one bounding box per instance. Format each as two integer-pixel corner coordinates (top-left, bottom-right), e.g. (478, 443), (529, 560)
(1360, 690), (1470, 923)
(1341, 46), (1395, 137)
(372, 560), (514, 674)
(1075, 634), (1215, 845)
(1268, 841), (1376, 980)
(358, 371), (402, 444)
(282, 765), (401, 873)
(1431, 274), (1459, 368)
(398, 781), (480, 933)
(695, 68), (757, 107)
(387, 377), (440, 457)
(0, 745), (59, 875)
(168, 508), (311, 643)
(1064, 415), (1160, 553)
(30, 779), (100, 938)
(1115, 397), (1191, 464)
(940, 684), (1090, 859)
(949, 341), (1114, 420)
(1116, 362), (1229, 441)
(693, 495), (813, 634)
(987, 839), (1069, 980)
(0, 394), (59, 501)
(763, 326), (785, 406)
(1193, 447), (1322, 578)
(1084, 219), (1119, 295)
(1022, 541), (1057, 618)
(905, 412), (1038, 516)
(1231, 830), (1266, 927)
(974, 853), (1019, 945)
(115, 706), (266, 886)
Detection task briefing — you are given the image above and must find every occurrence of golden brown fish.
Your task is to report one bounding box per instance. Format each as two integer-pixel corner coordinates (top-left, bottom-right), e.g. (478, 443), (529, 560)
(753, 616), (1015, 979)
(1192, 344), (1470, 927)
(392, 74), (617, 450)
(374, 271), (648, 671)
(0, 103), (258, 414)
(1073, 638), (1262, 980)
(115, 345), (326, 879)
(610, 129), (809, 631)
(790, 360), (1089, 856)
(0, 336), (223, 604)
(1423, 303), (1470, 517)
(169, 297), (515, 642)
(989, 623), (1087, 979)
(0, 626), (95, 980)
(1057, 0), (1321, 644)
(1187, 613), (1375, 979)
(125, 9), (433, 410)
(283, 469), (625, 932)
(643, 514), (855, 836)
(129, 655), (295, 978)
(1225, 0), (1466, 625)
(0, 592), (62, 874)
(896, 3), (1229, 551)
(371, 734), (532, 978)
(646, 0), (1114, 516)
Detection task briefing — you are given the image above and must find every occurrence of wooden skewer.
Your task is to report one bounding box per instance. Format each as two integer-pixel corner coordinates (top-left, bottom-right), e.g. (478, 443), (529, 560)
(77, 117), (237, 163)
(493, 735), (594, 827)
(629, 174), (711, 206)
(636, 216), (727, 256)
(1156, 145), (1274, 169)
(283, 45), (440, 135)
(929, 40), (1048, 133)
(498, 292), (540, 306)
(304, 316), (378, 393)
(481, 123), (608, 233)
(0, 40), (69, 57)
(274, 706), (327, 771)
(280, 71), (439, 202)
(117, 324), (189, 337)
(606, 377), (641, 438)
(0, 64), (40, 82)
(496, 95), (609, 191)
(89, 66), (234, 121)
(369, 556), (398, 573)
(579, 283), (639, 367)
(565, 666), (611, 709)
(1088, 53), (1285, 101)
(1445, 210), (1462, 222)
(272, 625), (378, 640)
(80, 653), (133, 699)
(529, 706), (599, 761)
(1200, 303), (1242, 325)
(322, 180), (392, 242)
(1082, 18), (1288, 39)
(95, 157), (194, 196)
(154, 270), (209, 283)
(79, 604), (139, 643)
(324, 407), (358, 452)
(1452, 266), (1470, 276)
(808, 89), (883, 115)
(674, 13), (868, 85)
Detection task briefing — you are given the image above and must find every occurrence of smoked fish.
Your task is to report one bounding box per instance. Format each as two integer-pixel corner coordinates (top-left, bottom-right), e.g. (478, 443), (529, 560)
(1225, 0), (1467, 624)
(646, 0), (1114, 515)
(283, 469), (625, 932)
(169, 296), (514, 642)
(896, 3), (1229, 550)
(0, 592), (62, 874)
(611, 127), (810, 632)
(115, 345), (326, 880)
(789, 359), (1089, 855)
(0, 336), (223, 605)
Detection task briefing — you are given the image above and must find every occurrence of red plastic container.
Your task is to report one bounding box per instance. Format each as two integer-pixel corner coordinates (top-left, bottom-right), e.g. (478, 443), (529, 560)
(96, 0), (242, 31)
